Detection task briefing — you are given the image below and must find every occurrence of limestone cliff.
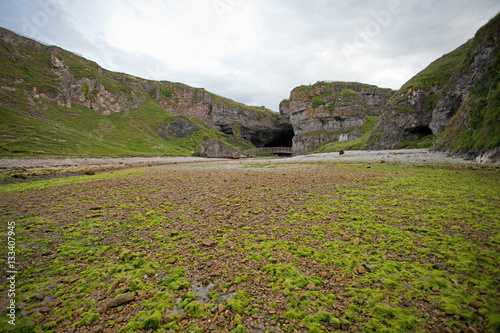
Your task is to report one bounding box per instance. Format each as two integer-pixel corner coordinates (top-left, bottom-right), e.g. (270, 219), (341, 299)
(368, 13), (500, 161)
(280, 81), (393, 152)
(0, 27), (285, 151)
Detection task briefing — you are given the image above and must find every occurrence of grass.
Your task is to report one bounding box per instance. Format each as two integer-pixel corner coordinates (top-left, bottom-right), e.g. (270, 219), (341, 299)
(0, 28), (261, 158)
(386, 40), (472, 113)
(0, 100), (252, 158)
(0, 161), (498, 332)
(434, 13), (500, 156)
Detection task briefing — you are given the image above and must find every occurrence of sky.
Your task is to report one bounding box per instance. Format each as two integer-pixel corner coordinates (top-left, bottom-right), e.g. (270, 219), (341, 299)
(0, 0), (499, 111)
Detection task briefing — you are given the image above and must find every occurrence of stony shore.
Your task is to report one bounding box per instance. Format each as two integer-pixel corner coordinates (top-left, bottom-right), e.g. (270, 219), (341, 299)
(0, 149), (487, 171)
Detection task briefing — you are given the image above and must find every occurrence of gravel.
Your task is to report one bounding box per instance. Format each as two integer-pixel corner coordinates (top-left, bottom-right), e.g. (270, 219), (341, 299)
(283, 149), (477, 164)
(0, 149), (483, 171)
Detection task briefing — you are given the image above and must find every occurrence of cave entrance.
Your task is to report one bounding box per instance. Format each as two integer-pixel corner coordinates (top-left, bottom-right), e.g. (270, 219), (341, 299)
(263, 128), (295, 148)
(407, 126), (433, 139)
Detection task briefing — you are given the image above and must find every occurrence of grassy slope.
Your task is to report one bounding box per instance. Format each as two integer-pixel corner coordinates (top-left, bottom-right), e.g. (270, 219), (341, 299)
(0, 29), (258, 158)
(385, 41), (471, 114)
(0, 100), (252, 158)
(435, 13), (500, 155)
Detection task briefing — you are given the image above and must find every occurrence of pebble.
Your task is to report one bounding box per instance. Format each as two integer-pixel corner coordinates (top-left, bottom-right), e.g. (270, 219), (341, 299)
(433, 263), (447, 270)
(362, 263), (375, 272)
(340, 321), (350, 330)
(39, 307), (51, 313)
(201, 239), (217, 247)
(469, 300), (482, 309)
(106, 293), (135, 308)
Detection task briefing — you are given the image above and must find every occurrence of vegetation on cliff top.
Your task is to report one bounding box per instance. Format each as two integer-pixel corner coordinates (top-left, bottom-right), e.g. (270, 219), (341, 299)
(385, 40), (471, 113)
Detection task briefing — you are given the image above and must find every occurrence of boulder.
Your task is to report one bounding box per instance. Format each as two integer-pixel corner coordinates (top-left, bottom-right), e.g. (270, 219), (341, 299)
(198, 140), (240, 159)
(156, 116), (199, 139)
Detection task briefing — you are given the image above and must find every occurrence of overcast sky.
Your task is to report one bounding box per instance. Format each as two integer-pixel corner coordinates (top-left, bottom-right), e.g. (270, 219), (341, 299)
(0, 0), (499, 111)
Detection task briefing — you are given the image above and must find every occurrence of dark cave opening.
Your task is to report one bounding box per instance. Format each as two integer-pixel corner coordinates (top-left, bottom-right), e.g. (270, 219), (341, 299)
(407, 126), (433, 138)
(219, 125), (295, 148)
(264, 128), (295, 147)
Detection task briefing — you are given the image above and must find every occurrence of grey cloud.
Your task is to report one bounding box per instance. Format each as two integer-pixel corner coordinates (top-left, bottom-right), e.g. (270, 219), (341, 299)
(1, 0), (499, 110)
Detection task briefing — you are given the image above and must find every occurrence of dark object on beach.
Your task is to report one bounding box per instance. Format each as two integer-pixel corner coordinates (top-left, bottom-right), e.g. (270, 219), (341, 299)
(339, 150), (345, 155)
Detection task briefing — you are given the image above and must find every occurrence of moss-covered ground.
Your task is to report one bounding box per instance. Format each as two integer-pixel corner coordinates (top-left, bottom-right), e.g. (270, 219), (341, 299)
(0, 161), (499, 332)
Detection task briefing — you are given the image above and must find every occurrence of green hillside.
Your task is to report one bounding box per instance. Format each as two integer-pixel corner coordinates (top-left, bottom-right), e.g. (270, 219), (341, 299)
(0, 100), (253, 158)
(0, 28), (256, 157)
(386, 41), (472, 114)
(366, 13), (499, 159)
(435, 13), (500, 156)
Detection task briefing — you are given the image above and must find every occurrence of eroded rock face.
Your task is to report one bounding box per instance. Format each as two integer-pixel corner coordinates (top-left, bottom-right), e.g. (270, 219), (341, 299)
(0, 27), (288, 148)
(156, 116), (199, 139)
(48, 53), (143, 113)
(197, 140), (240, 159)
(280, 82), (393, 152)
(48, 53), (287, 147)
(368, 13), (499, 160)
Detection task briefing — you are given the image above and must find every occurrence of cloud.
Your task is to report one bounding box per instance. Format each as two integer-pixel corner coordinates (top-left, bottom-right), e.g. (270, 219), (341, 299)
(1, 0), (499, 111)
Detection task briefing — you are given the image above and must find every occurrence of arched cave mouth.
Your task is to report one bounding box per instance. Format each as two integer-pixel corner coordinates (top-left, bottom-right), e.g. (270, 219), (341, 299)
(263, 128), (295, 147)
(407, 126), (433, 139)
(219, 125), (294, 148)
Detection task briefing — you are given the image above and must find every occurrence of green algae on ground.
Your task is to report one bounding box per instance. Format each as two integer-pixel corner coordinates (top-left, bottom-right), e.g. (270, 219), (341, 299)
(0, 161), (498, 332)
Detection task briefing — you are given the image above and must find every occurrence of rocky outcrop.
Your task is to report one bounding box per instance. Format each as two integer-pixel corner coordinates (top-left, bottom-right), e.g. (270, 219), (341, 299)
(433, 15), (500, 161)
(156, 116), (199, 139)
(0, 27), (287, 150)
(366, 44), (470, 150)
(162, 85), (287, 146)
(197, 140), (240, 159)
(369, 13), (499, 160)
(47, 53), (143, 113)
(280, 81), (393, 152)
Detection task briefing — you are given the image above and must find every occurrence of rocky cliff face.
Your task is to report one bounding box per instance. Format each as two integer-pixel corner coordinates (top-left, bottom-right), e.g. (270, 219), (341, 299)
(433, 14), (500, 162)
(0, 27), (286, 149)
(162, 85), (287, 146)
(368, 14), (499, 161)
(280, 81), (393, 152)
(366, 42), (472, 150)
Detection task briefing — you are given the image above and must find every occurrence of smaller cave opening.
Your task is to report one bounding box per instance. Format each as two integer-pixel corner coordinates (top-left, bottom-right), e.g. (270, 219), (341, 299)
(407, 126), (433, 139)
(264, 129), (295, 147)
